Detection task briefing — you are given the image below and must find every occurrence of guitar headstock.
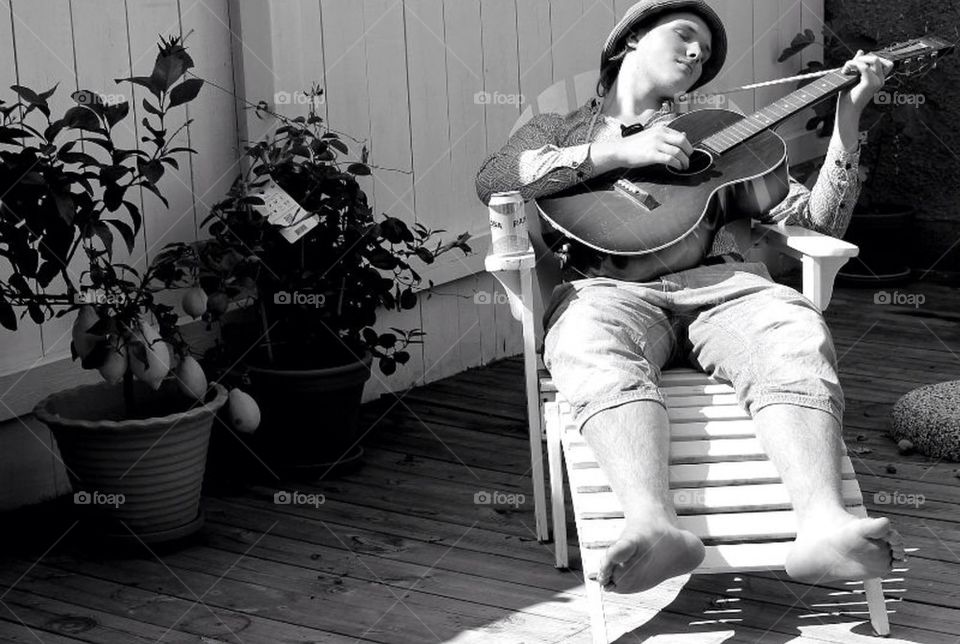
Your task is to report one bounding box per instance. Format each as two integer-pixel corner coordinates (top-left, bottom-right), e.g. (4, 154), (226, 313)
(876, 36), (955, 76)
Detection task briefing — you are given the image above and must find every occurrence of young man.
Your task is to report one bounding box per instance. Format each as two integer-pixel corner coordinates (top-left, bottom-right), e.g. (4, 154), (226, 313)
(476, 0), (904, 594)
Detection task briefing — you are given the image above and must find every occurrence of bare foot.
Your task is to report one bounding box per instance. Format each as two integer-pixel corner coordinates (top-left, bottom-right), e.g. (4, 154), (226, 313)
(595, 521), (705, 594)
(786, 511), (905, 583)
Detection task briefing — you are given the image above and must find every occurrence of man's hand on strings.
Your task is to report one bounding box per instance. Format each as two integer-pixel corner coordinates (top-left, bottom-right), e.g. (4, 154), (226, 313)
(839, 50), (895, 114)
(590, 125), (694, 174)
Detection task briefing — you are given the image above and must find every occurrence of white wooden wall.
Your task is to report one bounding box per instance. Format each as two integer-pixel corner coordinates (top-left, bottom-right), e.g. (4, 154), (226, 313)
(0, 0), (827, 420)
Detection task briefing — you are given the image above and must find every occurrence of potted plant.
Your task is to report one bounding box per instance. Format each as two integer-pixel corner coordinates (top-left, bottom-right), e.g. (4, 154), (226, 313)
(0, 36), (252, 543)
(779, 26), (942, 285)
(156, 85), (472, 477)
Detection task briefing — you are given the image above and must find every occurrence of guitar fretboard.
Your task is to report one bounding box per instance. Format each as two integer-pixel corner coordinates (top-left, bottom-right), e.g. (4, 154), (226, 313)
(701, 70), (859, 154)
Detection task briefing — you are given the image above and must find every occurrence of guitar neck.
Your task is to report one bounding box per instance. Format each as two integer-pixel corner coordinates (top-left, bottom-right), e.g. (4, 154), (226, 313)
(701, 70), (858, 154)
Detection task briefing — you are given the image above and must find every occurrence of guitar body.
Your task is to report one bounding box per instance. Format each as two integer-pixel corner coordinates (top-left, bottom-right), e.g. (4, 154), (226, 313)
(536, 108), (792, 255)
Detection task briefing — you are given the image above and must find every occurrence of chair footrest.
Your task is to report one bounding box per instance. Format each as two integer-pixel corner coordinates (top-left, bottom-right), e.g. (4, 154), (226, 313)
(545, 371), (870, 580)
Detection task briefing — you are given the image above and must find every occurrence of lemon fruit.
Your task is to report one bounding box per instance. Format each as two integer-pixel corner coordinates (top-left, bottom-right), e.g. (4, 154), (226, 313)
(71, 305), (103, 359)
(175, 355), (208, 400)
(126, 317), (171, 390)
(181, 287), (208, 318)
(227, 388), (260, 434)
(97, 336), (128, 385)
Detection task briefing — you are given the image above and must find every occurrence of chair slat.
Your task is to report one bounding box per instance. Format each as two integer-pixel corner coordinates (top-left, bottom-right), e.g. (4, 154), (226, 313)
(562, 419), (758, 444)
(567, 456), (857, 492)
(563, 438), (769, 468)
(555, 398), (749, 423)
(578, 509), (805, 546)
(581, 541), (802, 574)
(570, 479), (863, 518)
(661, 383), (736, 396)
(663, 393), (741, 407)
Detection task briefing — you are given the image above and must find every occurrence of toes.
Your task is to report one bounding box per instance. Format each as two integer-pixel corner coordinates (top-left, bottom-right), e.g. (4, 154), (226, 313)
(598, 539), (637, 585)
(855, 516), (892, 540)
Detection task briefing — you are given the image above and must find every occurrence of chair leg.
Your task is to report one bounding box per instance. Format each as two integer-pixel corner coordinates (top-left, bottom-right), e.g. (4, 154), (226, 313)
(585, 575), (608, 644)
(863, 577), (890, 636)
(849, 505), (890, 635)
(521, 269), (550, 542)
(544, 400), (569, 569)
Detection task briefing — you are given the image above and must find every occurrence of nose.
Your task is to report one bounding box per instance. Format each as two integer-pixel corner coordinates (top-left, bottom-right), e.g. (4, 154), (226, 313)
(687, 43), (703, 64)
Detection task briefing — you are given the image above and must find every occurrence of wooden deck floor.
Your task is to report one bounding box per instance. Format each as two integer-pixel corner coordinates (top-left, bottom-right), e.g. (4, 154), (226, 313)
(2, 279), (960, 643)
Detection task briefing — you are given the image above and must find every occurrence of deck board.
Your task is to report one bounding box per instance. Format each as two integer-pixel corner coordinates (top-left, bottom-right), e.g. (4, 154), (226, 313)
(1, 281), (959, 642)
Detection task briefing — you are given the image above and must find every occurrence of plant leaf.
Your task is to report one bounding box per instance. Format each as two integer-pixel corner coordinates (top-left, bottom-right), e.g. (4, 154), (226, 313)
(0, 298), (16, 331)
(168, 78), (203, 108)
(115, 75), (161, 99)
(104, 100), (130, 128)
(104, 218), (136, 254)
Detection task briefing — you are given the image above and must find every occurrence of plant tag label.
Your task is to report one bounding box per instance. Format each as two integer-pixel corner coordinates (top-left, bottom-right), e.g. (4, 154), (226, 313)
(253, 180), (305, 227)
(279, 214), (320, 243)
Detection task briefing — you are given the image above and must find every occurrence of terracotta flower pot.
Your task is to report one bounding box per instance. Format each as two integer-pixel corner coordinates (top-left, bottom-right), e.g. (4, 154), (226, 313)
(33, 381), (228, 542)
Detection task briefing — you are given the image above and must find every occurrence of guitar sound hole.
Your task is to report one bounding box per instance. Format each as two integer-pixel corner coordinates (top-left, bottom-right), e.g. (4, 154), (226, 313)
(667, 148), (714, 176)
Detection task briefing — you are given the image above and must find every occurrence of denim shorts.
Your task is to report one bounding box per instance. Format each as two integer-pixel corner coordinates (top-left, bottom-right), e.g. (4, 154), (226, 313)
(542, 261), (844, 434)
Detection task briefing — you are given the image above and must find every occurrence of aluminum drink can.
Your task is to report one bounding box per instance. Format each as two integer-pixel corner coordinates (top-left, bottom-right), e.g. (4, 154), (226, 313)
(488, 190), (528, 255)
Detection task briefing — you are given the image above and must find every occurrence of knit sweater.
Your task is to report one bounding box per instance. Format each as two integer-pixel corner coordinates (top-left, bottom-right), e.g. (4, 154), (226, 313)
(476, 96), (862, 281)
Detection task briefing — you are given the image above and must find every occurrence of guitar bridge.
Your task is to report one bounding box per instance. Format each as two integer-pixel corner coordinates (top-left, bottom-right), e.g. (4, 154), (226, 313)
(614, 179), (660, 211)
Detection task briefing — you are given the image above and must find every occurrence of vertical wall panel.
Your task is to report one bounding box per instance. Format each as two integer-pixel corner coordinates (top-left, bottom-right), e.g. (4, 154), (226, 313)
(180, 0), (241, 247)
(11, 1), (82, 361)
(516, 0), (552, 100)
(406, 0), (462, 382)
(268, 0), (327, 123)
(704, 0), (755, 114)
(0, 1), (45, 377)
(124, 0), (198, 264)
(442, 0), (487, 371)
(362, 0), (424, 399)
(318, 0), (372, 202)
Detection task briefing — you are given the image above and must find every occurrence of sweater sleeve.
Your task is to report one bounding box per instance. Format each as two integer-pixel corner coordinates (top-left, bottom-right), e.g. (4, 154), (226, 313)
(756, 138), (862, 239)
(475, 113), (595, 205)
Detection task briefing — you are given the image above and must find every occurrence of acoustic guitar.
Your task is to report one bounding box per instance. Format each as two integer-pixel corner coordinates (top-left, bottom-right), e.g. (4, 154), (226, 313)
(535, 36), (954, 257)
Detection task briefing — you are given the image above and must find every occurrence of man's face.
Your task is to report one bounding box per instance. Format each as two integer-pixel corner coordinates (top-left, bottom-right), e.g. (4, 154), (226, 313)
(626, 12), (713, 94)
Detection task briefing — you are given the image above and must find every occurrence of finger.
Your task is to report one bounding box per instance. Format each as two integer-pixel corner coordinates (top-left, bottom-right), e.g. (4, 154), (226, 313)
(661, 128), (694, 155)
(842, 50), (866, 75)
(660, 145), (689, 170)
(850, 60), (882, 87)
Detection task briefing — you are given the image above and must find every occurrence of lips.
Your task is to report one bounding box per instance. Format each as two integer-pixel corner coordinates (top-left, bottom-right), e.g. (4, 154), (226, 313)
(677, 60), (694, 75)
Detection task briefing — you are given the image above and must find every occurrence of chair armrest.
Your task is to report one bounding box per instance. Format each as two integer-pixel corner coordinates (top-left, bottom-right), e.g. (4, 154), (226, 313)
(484, 247), (536, 273)
(484, 246), (536, 323)
(750, 222), (860, 312)
(751, 222), (858, 259)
